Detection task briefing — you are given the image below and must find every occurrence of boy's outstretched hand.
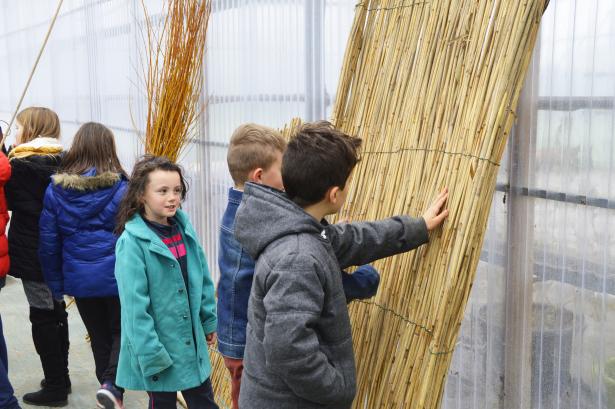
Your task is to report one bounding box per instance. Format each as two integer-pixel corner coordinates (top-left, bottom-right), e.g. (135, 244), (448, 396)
(422, 188), (449, 231)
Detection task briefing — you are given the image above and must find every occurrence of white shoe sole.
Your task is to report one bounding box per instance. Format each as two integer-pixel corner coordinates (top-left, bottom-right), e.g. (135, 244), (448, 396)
(96, 389), (123, 409)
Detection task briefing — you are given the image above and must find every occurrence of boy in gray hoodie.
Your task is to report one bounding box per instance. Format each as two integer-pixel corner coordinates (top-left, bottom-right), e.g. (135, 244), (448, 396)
(234, 121), (449, 409)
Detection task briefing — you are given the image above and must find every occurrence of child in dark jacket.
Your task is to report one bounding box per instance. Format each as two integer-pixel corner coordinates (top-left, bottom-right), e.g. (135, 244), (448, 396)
(4, 107), (68, 407)
(235, 121), (449, 409)
(217, 123), (380, 409)
(39, 122), (128, 409)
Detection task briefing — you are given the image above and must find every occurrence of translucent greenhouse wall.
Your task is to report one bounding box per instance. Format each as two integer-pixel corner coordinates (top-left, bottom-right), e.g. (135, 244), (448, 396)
(1, 1), (614, 407)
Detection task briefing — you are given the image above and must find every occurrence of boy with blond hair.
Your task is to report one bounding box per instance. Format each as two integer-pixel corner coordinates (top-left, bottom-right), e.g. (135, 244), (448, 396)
(217, 123), (380, 409)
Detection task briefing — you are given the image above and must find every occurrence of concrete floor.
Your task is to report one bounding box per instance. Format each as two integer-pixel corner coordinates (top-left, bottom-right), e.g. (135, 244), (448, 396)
(1, 276), (149, 409)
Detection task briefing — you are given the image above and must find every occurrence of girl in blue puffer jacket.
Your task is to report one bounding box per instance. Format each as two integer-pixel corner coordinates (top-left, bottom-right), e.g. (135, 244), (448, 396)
(39, 122), (128, 409)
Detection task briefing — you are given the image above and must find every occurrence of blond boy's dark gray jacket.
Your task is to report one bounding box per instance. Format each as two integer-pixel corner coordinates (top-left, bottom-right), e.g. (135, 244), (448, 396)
(234, 183), (429, 409)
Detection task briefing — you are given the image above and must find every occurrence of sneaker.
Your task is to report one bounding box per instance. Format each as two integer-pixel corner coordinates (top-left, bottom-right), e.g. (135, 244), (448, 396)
(96, 382), (124, 409)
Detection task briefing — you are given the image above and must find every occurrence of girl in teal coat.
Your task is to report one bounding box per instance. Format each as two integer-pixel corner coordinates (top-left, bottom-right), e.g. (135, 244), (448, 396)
(114, 155), (218, 409)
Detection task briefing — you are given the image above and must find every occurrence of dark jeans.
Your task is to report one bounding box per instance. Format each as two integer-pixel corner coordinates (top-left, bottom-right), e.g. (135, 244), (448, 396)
(147, 378), (219, 409)
(74, 296), (121, 386)
(0, 314), (19, 409)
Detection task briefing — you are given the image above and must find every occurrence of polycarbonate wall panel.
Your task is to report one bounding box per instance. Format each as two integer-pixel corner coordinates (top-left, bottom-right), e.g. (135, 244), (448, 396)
(2, 1), (614, 407)
(201, 0), (355, 279)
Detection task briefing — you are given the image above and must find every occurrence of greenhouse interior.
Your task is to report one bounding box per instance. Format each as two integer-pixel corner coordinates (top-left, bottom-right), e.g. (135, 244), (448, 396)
(0, 1), (614, 409)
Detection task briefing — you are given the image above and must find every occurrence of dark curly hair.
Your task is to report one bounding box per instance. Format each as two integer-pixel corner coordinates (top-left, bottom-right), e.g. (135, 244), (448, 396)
(115, 155), (188, 234)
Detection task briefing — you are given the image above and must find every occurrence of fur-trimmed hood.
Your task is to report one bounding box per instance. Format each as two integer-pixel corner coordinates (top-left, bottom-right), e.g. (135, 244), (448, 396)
(52, 171), (121, 191)
(47, 168), (127, 219)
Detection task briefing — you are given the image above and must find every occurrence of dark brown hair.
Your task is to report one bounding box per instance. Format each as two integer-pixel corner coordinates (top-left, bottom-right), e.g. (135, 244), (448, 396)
(282, 121), (361, 207)
(61, 122), (126, 176)
(227, 123), (287, 186)
(16, 107), (60, 144)
(115, 155), (188, 234)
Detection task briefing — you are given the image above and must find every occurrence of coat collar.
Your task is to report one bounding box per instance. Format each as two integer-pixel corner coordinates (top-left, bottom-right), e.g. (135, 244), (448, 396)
(9, 137), (63, 160)
(124, 210), (198, 259)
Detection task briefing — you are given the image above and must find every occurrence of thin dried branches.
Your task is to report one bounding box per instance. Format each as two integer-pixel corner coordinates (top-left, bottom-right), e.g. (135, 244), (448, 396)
(141, 0), (211, 162)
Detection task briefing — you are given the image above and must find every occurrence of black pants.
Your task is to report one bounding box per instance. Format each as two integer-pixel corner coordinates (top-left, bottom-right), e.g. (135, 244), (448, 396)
(23, 280), (70, 389)
(147, 379), (219, 409)
(74, 296), (121, 385)
(29, 301), (70, 390)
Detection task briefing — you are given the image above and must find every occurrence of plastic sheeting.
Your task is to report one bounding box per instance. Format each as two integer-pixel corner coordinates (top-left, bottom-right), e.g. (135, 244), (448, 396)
(1, 1), (613, 407)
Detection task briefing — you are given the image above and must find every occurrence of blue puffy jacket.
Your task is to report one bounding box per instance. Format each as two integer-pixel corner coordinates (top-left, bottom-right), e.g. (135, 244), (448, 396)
(39, 168), (128, 299)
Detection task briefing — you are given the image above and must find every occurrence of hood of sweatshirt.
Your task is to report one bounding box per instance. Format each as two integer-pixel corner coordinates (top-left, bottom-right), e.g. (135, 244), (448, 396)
(234, 182), (324, 260)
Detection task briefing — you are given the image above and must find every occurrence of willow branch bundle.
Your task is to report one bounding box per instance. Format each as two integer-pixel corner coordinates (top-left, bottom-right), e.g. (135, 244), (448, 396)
(330, 1), (547, 408)
(141, 0), (210, 162)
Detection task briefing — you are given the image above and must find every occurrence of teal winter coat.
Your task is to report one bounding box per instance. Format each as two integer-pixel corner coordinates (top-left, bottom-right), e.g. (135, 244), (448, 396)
(114, 210), (217, 391)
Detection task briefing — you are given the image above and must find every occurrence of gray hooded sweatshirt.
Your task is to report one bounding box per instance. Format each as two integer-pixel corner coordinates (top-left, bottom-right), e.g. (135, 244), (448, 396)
(235, 183), (429, 409)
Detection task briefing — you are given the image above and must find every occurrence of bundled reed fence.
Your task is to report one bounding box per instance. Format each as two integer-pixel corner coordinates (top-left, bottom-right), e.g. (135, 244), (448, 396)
(209, 0), (547, 407)
(331, 0), (547, 408)
(140, 0), (210, 162)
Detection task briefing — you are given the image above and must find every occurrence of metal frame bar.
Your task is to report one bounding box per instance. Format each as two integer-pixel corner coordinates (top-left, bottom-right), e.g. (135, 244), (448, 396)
(496, 183), (613, 209)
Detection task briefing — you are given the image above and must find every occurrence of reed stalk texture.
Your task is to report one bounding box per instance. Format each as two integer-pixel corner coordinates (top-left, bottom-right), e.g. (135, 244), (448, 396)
(332, 0), (547, 407)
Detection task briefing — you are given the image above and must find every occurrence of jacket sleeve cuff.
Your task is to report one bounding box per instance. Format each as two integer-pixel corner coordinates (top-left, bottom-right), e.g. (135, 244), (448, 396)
(202, 318), (217, 335)
(403, 216), (429, 249)
(138, 347), (173, 377)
